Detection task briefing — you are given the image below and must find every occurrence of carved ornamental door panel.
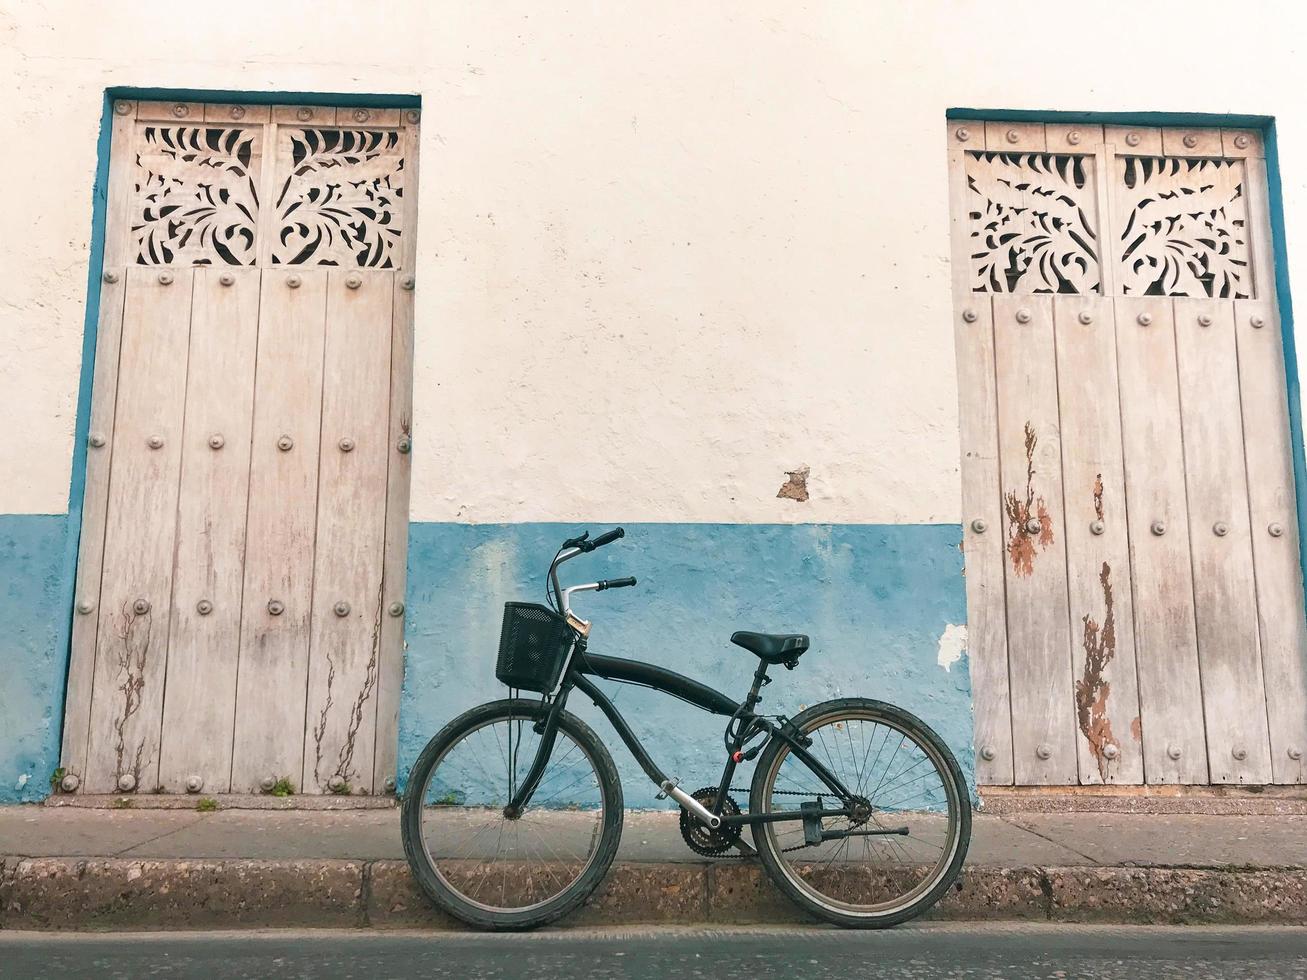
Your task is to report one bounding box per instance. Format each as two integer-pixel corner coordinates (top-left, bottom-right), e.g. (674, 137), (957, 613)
(947, 121), (1307, 786)
(61, 100), (420, 795)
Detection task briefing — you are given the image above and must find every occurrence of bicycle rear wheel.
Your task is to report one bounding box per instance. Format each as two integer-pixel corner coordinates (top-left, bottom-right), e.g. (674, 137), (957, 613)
(749, 697), (970, 928)
(401, 698), (623, 930)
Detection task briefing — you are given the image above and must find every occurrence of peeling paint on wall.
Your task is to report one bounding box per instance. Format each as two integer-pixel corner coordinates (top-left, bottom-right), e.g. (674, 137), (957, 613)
(776, 466), (810, 503)
(936, 623), (967, 672)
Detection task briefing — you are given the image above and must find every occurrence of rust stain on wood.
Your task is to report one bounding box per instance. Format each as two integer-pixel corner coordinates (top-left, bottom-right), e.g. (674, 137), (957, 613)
(777, 465), (810, 503)
(1093, 473), (1104, 521)
(1131, 716), (1142, 742)
(1004, 422), (1053, 575)
(1076, 561), (1120, 781)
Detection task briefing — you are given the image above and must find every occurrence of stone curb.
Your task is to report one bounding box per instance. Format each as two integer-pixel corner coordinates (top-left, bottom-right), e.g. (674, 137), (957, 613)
(2, 858), (1304, 930)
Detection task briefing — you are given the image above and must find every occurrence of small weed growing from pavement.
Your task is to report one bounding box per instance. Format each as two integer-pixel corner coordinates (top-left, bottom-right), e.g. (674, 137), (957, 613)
(196, 797), (218, 812)
(50, 767), (66, 793)
(112, 796), (134, 809)
(434, 790), (459, 805)
(329, 781), (352, 795)
(268, 777), (294, 797)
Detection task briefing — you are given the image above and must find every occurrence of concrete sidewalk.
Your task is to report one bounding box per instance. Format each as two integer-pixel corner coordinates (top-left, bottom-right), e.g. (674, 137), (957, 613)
(3, 803), (1306, 929)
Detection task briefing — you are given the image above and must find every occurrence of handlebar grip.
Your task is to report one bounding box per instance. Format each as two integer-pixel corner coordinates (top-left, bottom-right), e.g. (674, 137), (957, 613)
(597, 576), (637, 591)
(588, 527), (625, 550)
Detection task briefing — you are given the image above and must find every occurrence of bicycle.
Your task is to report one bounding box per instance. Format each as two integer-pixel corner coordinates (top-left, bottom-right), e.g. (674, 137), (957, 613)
(401, 528), (971, 930)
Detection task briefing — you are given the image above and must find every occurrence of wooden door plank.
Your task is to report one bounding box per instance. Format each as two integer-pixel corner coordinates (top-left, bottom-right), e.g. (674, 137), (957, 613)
(61, 100), (138, 781)
(1052, 295), (1145, 784)
(1234, 300), (1307, 783)
(1112, 296), (1209, 782)
(136, 101), (204, 123)
(1161, 128), (1223, 158)
(302, 271), (394, 794)
(229, 269), (329, 793)
(156, 268), (261, 793)
(1103, 126), (1162, 155)
(954, 292), (1014, 785)
(203, 103), (271, 124)
(984, 121), (1045, 152)
(1173, 299), (1272, 782)
(991, 293), (1078, 784)
(372, 115), (420, 792)
(372, 274), (415, 793)
(945, 136), (1013, 785)
(1045, 124), (1104, 153)
(83, 267), (195, 793)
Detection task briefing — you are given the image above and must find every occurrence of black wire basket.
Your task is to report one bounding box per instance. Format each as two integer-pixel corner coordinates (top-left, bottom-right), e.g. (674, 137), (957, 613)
(495, 602), (576, 693)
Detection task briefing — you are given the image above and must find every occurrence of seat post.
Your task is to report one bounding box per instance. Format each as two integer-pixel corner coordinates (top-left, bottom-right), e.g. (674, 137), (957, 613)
(743, 661), (771, 711)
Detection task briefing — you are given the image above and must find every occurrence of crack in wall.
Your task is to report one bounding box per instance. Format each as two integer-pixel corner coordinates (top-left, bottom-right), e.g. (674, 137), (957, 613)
(111, 602), (151, 787)
(332, 587), (382, 788)
(1004, 421), (1053, 576)
(312, 584), (383, 792)
(311, 654), (336, 789)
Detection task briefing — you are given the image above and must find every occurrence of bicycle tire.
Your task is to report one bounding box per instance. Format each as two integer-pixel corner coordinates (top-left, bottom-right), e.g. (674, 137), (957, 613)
(749, 697), (971, 928)
(401, 698), (624, 930)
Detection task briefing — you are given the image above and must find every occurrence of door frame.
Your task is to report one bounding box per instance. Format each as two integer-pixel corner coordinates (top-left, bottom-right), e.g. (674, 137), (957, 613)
(945, 108), (1307, 788)
(55, 87), (423, 795)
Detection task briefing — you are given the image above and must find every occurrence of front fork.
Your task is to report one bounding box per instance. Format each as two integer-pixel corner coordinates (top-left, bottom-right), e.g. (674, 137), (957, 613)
(503, 687), (571, 817)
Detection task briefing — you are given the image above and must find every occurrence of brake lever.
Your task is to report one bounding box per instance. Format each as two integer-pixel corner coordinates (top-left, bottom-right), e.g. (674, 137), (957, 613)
(561, 530), (590, 550)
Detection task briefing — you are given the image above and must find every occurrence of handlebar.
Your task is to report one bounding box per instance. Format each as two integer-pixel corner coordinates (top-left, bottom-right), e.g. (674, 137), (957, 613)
(561, 527), (625, 553)
(549, 529), (636, 618)
(588, 527), (625, 550)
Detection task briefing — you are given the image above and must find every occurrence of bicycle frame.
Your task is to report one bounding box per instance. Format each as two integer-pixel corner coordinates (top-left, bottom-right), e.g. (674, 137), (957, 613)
(506, 641), (867, 830)
(503, 532), (909, 841)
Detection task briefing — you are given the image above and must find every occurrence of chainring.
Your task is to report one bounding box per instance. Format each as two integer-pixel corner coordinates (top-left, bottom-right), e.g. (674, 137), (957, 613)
(679, 786), (743, 856)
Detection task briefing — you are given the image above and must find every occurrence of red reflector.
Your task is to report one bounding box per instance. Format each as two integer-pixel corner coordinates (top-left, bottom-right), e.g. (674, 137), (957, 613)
(731, 751), (744, 763)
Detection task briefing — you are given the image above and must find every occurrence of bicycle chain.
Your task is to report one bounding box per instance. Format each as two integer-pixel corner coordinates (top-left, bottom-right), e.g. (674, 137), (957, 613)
(688, 787), (825, 858)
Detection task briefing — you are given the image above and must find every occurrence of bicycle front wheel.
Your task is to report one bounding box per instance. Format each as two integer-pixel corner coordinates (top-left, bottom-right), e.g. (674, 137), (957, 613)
(401, 698), (623, 930)
(750, 698), (970, 928)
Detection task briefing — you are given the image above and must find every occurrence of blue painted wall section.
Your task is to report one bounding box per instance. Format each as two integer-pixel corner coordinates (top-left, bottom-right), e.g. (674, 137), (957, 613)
(398, 523), (972, 808)
(0, 516), (73, 802)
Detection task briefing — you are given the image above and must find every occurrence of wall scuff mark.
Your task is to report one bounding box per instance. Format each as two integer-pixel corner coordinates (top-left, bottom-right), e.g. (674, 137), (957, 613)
(1004, 422), (1053, 575)
(1076, 561), (1119, 780)
(777, 465), (810, 503)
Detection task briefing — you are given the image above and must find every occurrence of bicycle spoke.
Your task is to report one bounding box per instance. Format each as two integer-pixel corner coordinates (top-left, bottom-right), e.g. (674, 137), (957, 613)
(763, 707), (963, 919)
(415, 713), (609, 914)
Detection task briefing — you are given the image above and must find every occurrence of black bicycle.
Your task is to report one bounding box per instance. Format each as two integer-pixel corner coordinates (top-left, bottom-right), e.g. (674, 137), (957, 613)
(401, 529), (970, 929)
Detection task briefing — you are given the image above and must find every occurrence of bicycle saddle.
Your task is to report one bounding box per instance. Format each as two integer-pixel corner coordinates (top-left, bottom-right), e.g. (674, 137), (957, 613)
(730, 631), (810, 665)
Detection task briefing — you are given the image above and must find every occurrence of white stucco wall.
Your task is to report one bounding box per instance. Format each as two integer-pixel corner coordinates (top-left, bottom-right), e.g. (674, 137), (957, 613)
(4, 0), (1307, 523)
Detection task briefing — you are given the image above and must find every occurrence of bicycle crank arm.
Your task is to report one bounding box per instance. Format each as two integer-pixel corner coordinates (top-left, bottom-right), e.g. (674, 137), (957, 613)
(662, 780), (721, 829)
(820, 826), (910, 840)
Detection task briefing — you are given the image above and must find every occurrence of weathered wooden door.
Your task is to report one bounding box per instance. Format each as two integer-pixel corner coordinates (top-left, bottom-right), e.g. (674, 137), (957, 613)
(61, 99), (419, 795)
(948, 121), (1307, 786)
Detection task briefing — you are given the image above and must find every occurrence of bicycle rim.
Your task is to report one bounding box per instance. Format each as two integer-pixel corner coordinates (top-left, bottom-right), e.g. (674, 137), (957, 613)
(758, 706), (964, 918)
(413, 708), (610, 915)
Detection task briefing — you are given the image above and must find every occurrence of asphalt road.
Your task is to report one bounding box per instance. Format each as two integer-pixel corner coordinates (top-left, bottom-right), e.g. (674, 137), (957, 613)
(2, 924), (1306, 979)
